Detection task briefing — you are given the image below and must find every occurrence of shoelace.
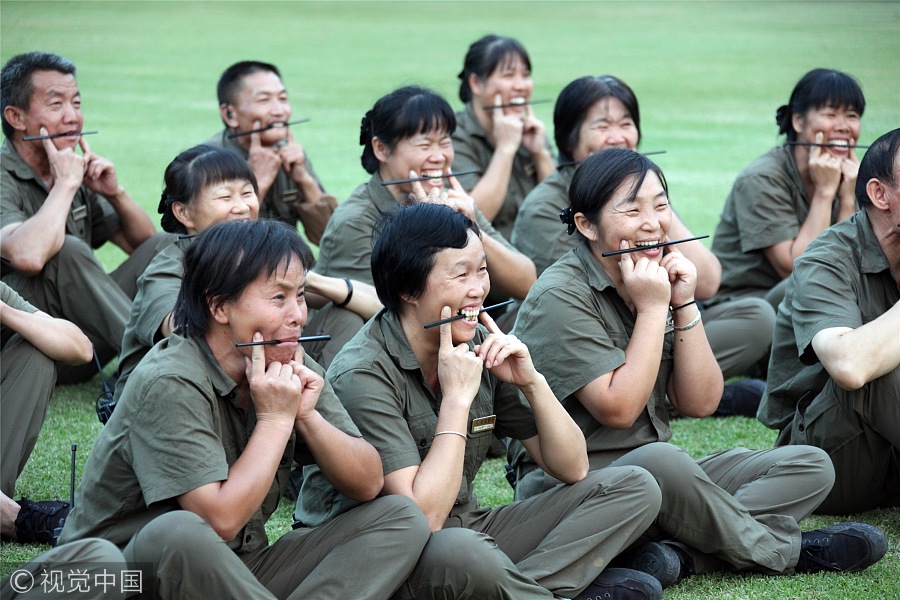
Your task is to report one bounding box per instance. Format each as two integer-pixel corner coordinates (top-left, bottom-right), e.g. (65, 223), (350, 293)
(800, 539), (842, 572)
(16, 501), (68, 537)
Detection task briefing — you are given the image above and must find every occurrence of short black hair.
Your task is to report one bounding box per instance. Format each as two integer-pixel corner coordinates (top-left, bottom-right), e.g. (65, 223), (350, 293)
(554, 75), (641, 163)
(856, 128), (900, 209)
(174, 219), (314, 338)
(216, 60), (281, 107)
(775, 68), (866, 142)
(1, 51), (77, 139)
(567, 148), (668, 244)
(371, 204), (480, 314)
(359, 86), (456, 174)
(158, 144), (258, 234)
(457, 34), (531, 103)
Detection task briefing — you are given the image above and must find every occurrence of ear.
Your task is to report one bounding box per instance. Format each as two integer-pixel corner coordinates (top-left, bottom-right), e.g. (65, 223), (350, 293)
(211, 298), (230, 325)
(791, 110), (804, 136)
(372, 136), (391, 163)
(220, 103), (238, 128)
(171, 201), (196, 232)
(3, 105), (26, 133)
(468, 72), (484, 97)
(574, 212), (599, 241)
(866, 178), (888, 210)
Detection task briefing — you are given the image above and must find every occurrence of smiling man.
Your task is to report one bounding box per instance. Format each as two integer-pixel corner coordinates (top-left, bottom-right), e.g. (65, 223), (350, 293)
(58, 219), (429, 600)
(204, 60), (336, 244)
(0, 51), (165, 382)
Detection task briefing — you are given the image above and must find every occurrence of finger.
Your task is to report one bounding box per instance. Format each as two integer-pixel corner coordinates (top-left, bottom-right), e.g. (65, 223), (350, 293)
(445, 166), (465, 193)
(40, 128), (59, 156)
(438, 306), (454, 351)
(492, 93), (503, 117)
(478, 308), (502, 335)
(409, 172), (427, 201)
(848, 144), (859, 163)
(78, 135), (92, 156)
(810, 132), (824, 160)
(617, 241), (635, 273)
(249, 332), (266, 377)
(250, 121), (262, 149)
(286, 127), (295, 144)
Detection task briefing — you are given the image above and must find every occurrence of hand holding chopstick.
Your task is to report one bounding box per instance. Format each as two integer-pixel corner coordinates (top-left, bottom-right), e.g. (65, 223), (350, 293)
(424, 299), (515, 329)
(601, 235), (709, 257)
(235, 334), (332, 347)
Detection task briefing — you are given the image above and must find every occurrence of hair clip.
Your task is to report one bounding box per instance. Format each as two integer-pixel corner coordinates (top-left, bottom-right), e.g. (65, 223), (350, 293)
(559, 207), (576, 235)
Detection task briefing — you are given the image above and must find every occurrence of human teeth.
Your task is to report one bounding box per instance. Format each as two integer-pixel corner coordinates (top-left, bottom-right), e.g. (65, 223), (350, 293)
(509, 98), (526, 105)
(456, 308), (480, 321)
(421, 170), (443, 179)
(829, 140), (848, 146)
(634, 241), (658, 247)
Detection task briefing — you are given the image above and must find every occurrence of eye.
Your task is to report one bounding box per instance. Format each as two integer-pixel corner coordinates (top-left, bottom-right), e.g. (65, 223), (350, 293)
(478, 265), (488, 273)
(656, 201), (670, 211)
(273, 293), (285, 301)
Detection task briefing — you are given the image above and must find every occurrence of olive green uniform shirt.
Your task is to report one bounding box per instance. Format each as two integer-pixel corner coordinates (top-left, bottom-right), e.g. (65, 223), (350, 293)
(297, 309), (538, 526)
(114, 236), (190, 399)
(0, 139), (119, 250)
(315, 172), (517, 285)
(760, 210), (899, 431)
(59, 333), (361, 552)
(511, 165), (577, 276)
(509, 244), (672, 471)
(451, 104), (554, 241)
(711, 145), (844, 302)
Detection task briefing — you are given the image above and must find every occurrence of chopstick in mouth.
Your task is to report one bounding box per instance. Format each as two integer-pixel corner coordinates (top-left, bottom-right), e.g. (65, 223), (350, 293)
(23, 130), (98, 142)
(227, 119), (310, 138)
(381, 169), (480, 186)
(786, 141), (869, 149)
(557, 151), (666, 168)
(234, 334), (332, 347)
(601, 235), (710, 257)
(482, 98), (553, 110)
(423, 299), (515, 329)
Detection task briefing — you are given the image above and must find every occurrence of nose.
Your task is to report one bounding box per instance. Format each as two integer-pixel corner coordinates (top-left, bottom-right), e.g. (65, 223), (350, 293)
(287, 296), (307, 328)
(640, 207), (661, 231)
(605, 127), (627, 147)
(63, 102), (80, 125)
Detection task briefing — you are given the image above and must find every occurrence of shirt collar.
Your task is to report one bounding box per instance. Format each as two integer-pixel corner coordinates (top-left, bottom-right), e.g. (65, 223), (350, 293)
(1, 138), (43, 186)
(365, 171), (403, 215)
(858, 209), (891, 274)
(379, 310), (423, 371)
(574, 243), (618, 293)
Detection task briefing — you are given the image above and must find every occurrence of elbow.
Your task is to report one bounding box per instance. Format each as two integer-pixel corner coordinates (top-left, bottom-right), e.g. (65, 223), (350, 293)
(12, 255), (46, 277)
(344, 473), (384, 503)
(600, 410), (642, 430)
(207, 515), (245, 543)
(426, 513), (447, 533)
(829, 366), (867, 392)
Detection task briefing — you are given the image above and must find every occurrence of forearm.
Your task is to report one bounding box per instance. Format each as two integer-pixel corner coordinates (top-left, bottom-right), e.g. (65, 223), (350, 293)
(294, 410), (383, 501)
(482, 235), (536, 300)
(0, 307), (93, 364)
(792, 192), (837, 261)
(305, 272), (382, 319)
(2, 185), (79, 274)
(670, 217), (721, 300)
(468, 147), (516, 221)
(531, 147), (555, 182)
(106, 187), (156, 250)
(814, 302), (900, 390)
(521, 374), (587, 482)
(668, 307), (723, 416)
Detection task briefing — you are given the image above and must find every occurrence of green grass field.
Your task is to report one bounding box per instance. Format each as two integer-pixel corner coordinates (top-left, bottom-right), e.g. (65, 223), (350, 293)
(2, 1), (899, 597)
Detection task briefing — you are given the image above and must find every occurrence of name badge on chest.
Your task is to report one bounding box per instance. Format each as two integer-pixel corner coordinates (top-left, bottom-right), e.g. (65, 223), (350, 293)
(470, 415), (496, 435)
(71, 205), (87, 221)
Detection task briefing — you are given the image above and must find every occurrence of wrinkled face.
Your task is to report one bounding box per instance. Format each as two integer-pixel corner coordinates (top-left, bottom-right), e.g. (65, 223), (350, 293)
(220, 255), (308, 366)
(595, 171), (672, 262)
(572, 97), (639, 162)
(794, 104), (862, 159)
(226, 70), (292, 146)
(412, 230), (489, 344)
(19, 70), (83, 151)
(472, 52), (533, 117)
(378, 127), (454, 199)
(175, 178), (259, 234)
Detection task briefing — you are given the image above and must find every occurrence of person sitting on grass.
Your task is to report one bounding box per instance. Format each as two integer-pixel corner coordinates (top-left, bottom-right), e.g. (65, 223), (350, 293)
(59, 219), (430, 600)
(1, 281), (92, 545)
(510, 148), (887, 589)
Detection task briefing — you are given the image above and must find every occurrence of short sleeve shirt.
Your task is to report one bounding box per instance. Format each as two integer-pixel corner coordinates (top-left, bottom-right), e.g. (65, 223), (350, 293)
(299, 309), (538, 525)
(0, 139), (119, 248)
(315, 173), (518, 285)
(452, 104), (554, 241)
(511, 244), (672, 468)
(203, 131), (326, 227)
(511, 165), (577, 276)
(114, 235), (190, 398)
(759, 210), (898, 430)
(59, 333), (360, 553)
(711, 145), (843, 300)
(1, 281), (38, 346)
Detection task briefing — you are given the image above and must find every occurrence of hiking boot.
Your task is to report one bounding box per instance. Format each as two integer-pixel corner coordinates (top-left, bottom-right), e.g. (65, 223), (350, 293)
(795, 522), (887, 574)
(627, 541), (693, 588)
(572, 568), (663, 600)
(13, 498), (70, 546)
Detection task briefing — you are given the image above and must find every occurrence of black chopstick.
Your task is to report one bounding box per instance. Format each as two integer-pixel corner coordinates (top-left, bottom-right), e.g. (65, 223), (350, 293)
(227, 119), (310, 139)
(786, 141), (869, 149)
(557, 151), (666, 169)
(235, 334), (332, 347)
(601, 235), (710, 257)
(423, 299), (515, 330)
(482, 98), (553, 110)
(381, 169), (480, 186)
(23, 130), (98, 142)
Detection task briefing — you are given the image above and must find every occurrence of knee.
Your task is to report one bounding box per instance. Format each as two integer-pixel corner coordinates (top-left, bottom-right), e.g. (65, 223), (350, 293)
(56, 235), (97, 266)
(773, 445), (835, 493)
(376, 495), (430, 544)
(128, 511), (219, 564)
(584, 465), (663, 519)
(411, 529), (513, 596)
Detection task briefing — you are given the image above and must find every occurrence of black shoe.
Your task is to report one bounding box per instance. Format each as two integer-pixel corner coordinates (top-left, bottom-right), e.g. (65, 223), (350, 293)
(796, 522), (887, 574)
(573, 568), (663, 600)
(627, 541), (692, 588)
(13, 498), (70, 546)
(714, 378), (766, 417)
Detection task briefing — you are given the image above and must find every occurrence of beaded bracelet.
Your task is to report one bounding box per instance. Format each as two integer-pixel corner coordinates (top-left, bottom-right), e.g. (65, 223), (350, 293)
(671, 299), (697, 312)
(433, 431), (467, 440)
(673, 312), (702, 331)
(334, 277), (354, 308)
